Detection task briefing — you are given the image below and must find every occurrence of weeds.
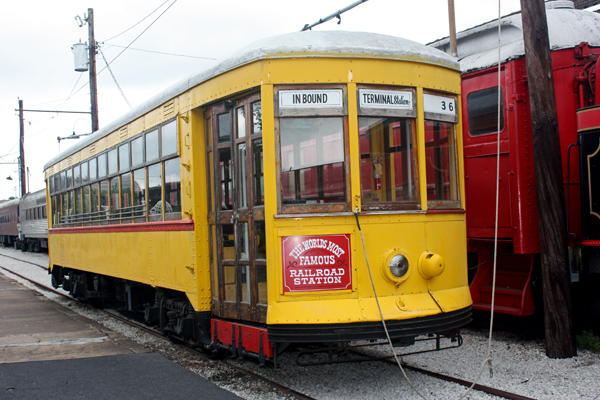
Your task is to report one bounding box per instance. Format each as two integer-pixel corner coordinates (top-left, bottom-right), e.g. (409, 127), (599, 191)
(576, 331), (600, 353)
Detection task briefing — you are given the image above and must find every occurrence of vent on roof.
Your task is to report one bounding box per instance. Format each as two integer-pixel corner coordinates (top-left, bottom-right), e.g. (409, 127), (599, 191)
(67, 157), (72, 166)
(163, 101), (175, 118)
(90, 144), (96, 154)
(119, 126), (128, 139)
(546, 1), (574, 9)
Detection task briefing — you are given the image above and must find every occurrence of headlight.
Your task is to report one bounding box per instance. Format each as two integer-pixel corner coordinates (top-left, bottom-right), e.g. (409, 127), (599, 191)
(389, 254), (409, 277)
(380, 248), (411, 286)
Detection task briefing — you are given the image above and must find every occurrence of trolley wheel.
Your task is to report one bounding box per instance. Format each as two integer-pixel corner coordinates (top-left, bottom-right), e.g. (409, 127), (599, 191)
(21, 241), (27, 252)
(202, 344), (226, 360)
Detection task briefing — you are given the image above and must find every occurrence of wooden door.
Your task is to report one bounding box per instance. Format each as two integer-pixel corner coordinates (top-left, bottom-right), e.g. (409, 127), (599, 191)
(208, 92), (266, 323)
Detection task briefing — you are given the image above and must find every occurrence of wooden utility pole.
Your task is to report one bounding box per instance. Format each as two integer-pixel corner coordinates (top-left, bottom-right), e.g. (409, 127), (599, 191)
(519, 0), (576, 358)
(18, 99), (26, 197)
(87, 8), (99, 132)
(447, 0), (458, 57)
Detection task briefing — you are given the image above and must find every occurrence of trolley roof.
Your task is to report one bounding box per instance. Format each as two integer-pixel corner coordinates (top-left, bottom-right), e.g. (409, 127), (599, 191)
(19, 188), (46, 209)
(429, 1), (600, 73)
(44, 30), (458, 172)
(0, 198), (20, 210)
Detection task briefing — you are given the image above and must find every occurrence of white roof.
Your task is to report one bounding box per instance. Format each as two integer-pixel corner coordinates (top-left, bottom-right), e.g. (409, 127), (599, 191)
(44, 30), (457, 172)
(429, 1), (600, 73)
(0, 198), (20, 209)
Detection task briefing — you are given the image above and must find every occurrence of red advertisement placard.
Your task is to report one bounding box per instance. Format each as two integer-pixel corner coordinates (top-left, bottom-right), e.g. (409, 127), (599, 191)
(281, 234), (352, 293)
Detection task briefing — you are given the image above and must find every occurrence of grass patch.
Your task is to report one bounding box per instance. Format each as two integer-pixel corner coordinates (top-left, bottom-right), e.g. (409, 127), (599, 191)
(576, 331), (600, 353)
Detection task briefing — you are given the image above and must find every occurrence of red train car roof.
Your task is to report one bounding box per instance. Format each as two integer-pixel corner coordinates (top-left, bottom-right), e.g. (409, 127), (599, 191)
(429, 1), (600, 73)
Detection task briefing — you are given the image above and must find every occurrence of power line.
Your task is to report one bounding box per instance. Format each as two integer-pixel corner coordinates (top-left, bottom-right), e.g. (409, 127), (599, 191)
(103, 0), (173, 42)
(103, 44), (215, 60)
(69, 0), (179, 101)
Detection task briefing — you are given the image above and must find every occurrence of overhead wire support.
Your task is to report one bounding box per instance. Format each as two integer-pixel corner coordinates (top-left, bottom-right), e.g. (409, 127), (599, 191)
(301, 0), (369, 31)
(99, 47), (132, 109)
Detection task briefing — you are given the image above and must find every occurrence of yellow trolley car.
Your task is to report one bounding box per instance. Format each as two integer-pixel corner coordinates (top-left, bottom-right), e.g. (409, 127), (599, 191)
(44, 31), (472, 364)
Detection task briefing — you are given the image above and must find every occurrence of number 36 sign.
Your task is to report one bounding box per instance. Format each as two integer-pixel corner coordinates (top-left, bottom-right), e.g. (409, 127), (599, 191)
(423, 93), (458, 123)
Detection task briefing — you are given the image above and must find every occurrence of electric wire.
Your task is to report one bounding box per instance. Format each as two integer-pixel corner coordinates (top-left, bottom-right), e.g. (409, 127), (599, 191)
(100, 0), (179, 68)
(102, 0), (173, 42)
(99, 48), (132, 109)
(102, 44), (216, 60)
(68, 0), (179, 101)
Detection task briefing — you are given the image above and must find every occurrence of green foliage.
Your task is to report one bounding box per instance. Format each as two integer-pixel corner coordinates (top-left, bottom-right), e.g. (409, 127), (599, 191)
(576, 331), (600, 353)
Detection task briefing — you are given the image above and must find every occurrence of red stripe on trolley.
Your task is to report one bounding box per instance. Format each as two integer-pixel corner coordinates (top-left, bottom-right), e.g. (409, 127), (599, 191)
(582, 240), (600, 247)
(577, 106), (600, 131)
(49, 219), (195, 234)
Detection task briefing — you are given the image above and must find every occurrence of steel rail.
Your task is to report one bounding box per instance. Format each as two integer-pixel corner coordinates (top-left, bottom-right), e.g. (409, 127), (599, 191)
(0, 253), (48, 270)
(378, 357), (537, 400)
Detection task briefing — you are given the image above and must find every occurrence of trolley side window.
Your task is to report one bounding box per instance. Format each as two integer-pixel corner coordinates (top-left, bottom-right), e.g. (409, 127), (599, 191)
(275, 87), (349, 214)
(423, 92), (460, 209)
(467, 87), (505, 136)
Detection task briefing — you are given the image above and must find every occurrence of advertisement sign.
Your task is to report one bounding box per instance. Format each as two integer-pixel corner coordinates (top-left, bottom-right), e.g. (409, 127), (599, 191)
(282, 234), (352, 293)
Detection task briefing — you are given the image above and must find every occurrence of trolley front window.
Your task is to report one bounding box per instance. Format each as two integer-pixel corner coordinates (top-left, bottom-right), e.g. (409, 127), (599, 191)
(280, 117), (345, 207)
(358, 117), (418, 210)
(275, 86), (348, 214)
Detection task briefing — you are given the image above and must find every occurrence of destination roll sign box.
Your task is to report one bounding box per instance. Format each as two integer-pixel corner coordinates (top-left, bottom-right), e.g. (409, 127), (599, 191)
(359, 88), (413, 110)
(279, 89), (343, 109)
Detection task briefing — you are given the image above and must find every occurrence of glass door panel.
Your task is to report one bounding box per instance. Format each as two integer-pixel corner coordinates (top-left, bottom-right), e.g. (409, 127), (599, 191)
(209, 93), (264, 323)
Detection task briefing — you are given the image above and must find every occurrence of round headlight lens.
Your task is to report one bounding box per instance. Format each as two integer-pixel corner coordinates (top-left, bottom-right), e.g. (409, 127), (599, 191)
(389, 254), (409, 277)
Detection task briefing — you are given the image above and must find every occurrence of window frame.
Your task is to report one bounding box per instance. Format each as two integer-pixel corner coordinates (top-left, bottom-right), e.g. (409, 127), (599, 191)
(423, 90), (461, 210)
(49, 118), (180, 227)
(274, 84), (350, 215)
(356, 84), (420, 212)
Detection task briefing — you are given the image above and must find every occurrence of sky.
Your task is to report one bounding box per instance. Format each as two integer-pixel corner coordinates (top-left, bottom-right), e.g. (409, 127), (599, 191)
(0, 0), (522, 200)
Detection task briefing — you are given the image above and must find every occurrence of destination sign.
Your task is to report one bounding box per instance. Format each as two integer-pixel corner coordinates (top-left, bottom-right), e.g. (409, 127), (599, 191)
(279, 89), (343, 109)
(359, 89), (413, 110)
(423, 93), (457, 117)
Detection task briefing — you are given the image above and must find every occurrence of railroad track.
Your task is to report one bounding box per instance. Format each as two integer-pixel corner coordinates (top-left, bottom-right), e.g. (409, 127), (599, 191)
(0, 256), (535, 400)
(0, 252), (47, 270)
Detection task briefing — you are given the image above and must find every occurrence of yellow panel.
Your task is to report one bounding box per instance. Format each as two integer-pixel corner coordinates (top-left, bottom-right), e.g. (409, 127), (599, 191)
(128, 118), (145, 138)
(424, 216), (469, 291)
(429, 286), (472, 313)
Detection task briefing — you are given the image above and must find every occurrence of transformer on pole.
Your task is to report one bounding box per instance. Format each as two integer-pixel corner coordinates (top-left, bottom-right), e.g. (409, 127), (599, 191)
(72, 8), (99, 133)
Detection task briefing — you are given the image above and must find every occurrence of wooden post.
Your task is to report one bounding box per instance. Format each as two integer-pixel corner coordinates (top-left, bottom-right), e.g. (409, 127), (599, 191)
(18, 99), (26, 197)
(87, 8), (99, 132)
(447, 0), (457, 57)
(519, 0), (576, 358)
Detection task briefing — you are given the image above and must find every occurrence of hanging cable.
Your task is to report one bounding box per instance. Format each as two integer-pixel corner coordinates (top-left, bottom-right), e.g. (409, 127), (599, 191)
(354, 207), (429, 400)
(458, 2), (503, 398)
(99, 47), (132, 110)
